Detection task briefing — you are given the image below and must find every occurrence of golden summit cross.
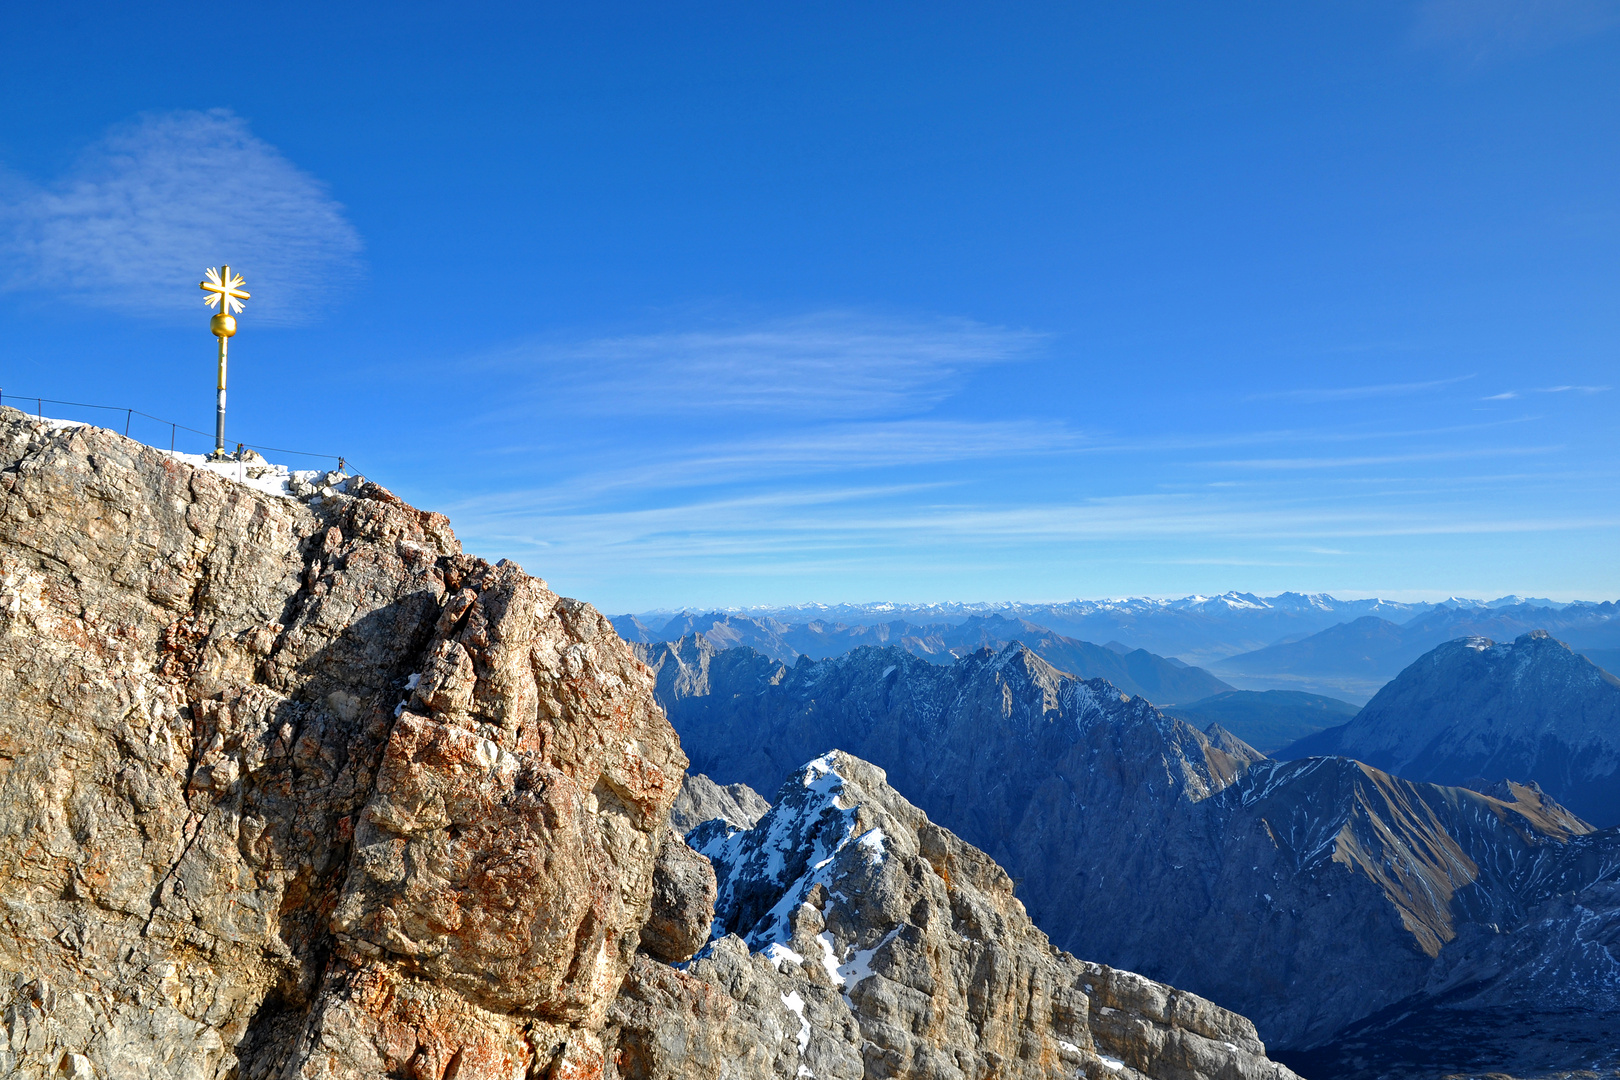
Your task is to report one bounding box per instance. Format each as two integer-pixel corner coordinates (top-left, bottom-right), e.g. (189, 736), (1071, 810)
(199, 265), (250, 459)
(200, 266), (250, 314)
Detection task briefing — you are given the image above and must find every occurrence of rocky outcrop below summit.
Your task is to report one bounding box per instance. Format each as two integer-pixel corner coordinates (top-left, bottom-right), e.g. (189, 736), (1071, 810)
(642, 634), (1620, 1059)
(1281, 630), (1620, 826)
(0, 409), (686, 1079)
(606, 751), (1299, 1080)
(669, 772), (770, 835)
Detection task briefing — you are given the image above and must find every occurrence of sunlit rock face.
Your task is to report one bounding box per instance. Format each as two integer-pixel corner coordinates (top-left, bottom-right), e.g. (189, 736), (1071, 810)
(0, 409), (684, 1080)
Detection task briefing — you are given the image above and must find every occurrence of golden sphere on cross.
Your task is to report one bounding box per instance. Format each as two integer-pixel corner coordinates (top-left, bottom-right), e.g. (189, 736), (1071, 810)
(210, 312), (237, 338)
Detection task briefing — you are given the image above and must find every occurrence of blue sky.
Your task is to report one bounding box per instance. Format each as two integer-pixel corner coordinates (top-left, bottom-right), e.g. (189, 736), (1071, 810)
(1, 2), (1616, 612)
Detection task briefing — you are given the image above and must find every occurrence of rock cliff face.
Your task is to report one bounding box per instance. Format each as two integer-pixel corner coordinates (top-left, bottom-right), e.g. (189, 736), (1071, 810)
(0, 410), (685, 1079)
(607, 752), (1299, 1080)
(1281, 631), (1620, 826)
(641, 634), (1620, 1054)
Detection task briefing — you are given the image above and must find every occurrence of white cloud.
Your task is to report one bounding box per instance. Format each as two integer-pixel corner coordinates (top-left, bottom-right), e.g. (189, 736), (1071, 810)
(488, 311), (1044, 418)
(0, 109), (362, 325)
(1481, 384), (1607, 401)
(1209, 446), (1559, 470)
(475, 418), (1086, 504)
(444, 484), (1620, 575)
(1247, 375), (1473, 403)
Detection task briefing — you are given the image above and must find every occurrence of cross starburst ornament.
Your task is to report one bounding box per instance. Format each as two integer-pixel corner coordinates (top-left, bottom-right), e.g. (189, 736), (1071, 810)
(200, 266), (250, 314)
(199, 265), (249, 460)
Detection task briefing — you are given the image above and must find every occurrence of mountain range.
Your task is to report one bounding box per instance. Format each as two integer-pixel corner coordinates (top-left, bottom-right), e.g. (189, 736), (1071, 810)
(11, 408), (1619, 1079)
(0, 409), (1309, 1080)
(1217, 601), (1620, 702)
(645, 750), (1302, 1080)
(639, 634), (1620, 1075)
(615, 610), (1234, 704)
(622, 593), (1448, 666)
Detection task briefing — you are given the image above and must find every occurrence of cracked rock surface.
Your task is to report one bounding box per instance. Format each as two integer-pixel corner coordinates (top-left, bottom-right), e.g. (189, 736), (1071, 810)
(0, 410), (683, 1080)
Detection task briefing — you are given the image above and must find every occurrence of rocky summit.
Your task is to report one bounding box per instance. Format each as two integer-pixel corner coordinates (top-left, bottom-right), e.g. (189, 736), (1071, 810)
(1281, 630), (1620, 826)
(0, 410), (1300, 1080)
(642, 633), (1620, 1068)
(0, 409), (686, 1079)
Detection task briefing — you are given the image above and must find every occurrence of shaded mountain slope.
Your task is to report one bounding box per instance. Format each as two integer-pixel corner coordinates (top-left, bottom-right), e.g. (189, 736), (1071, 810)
(669, 772), (771, 835)
(1280, 631), (1620, 827)
(639, 634), (1620, 1054)
(1279, 851), (1620, 1079)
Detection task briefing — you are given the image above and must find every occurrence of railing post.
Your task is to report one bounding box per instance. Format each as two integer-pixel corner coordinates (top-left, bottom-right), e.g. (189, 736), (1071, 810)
(125, 409), (132, 436)
(171, 423), (176, 451)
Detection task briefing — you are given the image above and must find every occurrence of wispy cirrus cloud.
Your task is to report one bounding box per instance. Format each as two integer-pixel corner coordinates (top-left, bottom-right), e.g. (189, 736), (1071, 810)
(1482, 384), (1609, 401)
(1245, 375), (1473, 403)
(0, 109), (362, 325)
(486, 311), (1045, 419)
(476, 418), (1087, 504)
(444, 483), (1620, 576)
(1209, 445), (1560, 470)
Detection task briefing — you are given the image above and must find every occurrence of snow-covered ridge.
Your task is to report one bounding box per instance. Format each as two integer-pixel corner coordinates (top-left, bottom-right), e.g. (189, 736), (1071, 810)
(694, 752), (886, 956)
(625, 590), (1590, 626)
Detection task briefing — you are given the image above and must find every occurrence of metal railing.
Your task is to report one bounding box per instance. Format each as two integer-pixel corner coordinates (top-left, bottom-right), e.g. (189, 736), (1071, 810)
(0, 390), (354, 474)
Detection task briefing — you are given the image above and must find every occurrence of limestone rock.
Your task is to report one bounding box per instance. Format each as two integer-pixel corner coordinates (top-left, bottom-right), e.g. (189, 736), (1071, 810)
(669, 773), (769, 836)
(639, 828), (718, 963)
(0, 410), (683, 1080)
(0, 409), (1306, 1080)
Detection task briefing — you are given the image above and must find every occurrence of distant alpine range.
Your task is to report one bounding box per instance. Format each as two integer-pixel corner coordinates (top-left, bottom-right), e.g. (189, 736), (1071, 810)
(615, 590), (1620, 735)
